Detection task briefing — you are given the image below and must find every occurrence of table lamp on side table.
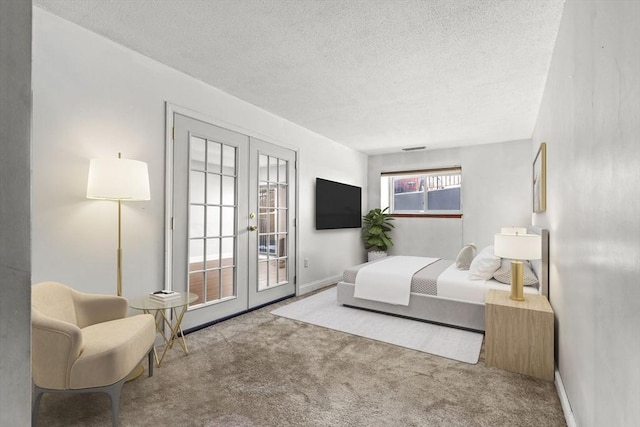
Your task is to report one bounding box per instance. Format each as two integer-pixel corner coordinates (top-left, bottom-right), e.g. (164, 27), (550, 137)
(494, 229), (541, 301)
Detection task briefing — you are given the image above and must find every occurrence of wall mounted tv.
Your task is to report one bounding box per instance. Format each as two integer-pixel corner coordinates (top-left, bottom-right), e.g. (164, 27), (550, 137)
(315, 178), (362, 230)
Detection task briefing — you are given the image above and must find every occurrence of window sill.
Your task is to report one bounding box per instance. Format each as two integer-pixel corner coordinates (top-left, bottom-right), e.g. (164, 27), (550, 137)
(391, 213), (463, 219)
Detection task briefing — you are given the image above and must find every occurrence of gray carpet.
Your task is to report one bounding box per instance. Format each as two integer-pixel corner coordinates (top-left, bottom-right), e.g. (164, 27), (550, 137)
(35, 286), (567, 427)
(271, 287), (483, 364)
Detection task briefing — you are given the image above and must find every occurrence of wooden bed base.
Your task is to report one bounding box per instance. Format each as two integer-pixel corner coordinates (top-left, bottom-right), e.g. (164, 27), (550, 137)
(336, 227), (549, 332)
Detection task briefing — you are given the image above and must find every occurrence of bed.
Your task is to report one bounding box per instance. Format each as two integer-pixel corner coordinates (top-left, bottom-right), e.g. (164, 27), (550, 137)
(336, 227), (549, 332)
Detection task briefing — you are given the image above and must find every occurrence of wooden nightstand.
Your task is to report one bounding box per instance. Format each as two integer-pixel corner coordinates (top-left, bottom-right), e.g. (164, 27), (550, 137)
(485, 289), (554, 381)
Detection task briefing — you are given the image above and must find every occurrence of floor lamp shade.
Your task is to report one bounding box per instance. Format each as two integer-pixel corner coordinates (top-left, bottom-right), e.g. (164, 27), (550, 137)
(87, 155), (150, 297)
(494, 231), (541, 301)
(87, 158), (150, 201)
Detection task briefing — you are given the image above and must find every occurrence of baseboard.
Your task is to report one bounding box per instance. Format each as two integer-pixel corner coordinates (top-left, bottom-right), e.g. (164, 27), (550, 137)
(555, 367), (577, 427)
(298, 275), (341, 295)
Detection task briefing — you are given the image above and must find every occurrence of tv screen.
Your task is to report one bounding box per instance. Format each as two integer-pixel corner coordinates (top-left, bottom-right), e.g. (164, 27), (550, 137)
(315, 178), (362, 230)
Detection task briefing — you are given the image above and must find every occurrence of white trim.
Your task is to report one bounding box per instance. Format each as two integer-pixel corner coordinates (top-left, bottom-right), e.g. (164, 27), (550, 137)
(299, 275), (342, 296)
(164, 102), (299, 152)
(164, 102), (175, 291)
(555, 367), (577, 427)
(294, 150), (300, 296)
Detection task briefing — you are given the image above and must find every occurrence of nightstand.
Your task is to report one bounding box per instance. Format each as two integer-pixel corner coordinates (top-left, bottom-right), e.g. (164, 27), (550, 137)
(485, 289), (554, 381)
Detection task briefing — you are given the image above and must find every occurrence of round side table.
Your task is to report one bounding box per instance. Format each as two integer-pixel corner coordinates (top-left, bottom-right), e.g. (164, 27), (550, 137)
(130, 292), (198, 366)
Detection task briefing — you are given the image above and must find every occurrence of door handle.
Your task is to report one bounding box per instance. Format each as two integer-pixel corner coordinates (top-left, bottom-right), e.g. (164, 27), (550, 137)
(248, 225), (258, 231)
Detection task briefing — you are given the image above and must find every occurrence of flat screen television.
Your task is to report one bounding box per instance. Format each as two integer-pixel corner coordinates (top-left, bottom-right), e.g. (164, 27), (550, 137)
(315, 178), (362, 230)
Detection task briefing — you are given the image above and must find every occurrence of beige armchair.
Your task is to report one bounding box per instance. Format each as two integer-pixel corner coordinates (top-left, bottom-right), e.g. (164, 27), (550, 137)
(31, 281), (156, 427)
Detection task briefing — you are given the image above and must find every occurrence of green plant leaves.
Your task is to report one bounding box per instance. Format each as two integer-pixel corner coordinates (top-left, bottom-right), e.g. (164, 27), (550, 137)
(362, 207), (394, 251)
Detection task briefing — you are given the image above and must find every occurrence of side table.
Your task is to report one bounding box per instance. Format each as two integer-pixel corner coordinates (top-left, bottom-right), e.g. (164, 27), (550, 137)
(485, 289), (554, 381)
(130, 292), (198, 366)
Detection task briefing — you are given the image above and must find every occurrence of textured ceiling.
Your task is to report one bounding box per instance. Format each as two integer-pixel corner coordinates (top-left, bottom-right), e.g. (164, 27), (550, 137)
(33, 0), (565, 155)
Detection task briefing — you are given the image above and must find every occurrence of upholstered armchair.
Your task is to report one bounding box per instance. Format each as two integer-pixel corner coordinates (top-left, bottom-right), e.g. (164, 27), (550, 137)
(31, 281), (156, 427)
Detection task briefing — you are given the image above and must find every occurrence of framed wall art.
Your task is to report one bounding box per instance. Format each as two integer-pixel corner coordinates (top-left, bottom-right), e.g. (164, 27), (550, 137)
(533, 142), (546, 213)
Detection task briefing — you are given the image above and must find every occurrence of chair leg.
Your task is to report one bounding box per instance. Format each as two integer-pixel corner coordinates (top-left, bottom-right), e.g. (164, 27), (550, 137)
(32, 351), (150, 426)
(105, 378), (126, 427)
(32, 385), (45, 427)
(148, 349), (154, 377)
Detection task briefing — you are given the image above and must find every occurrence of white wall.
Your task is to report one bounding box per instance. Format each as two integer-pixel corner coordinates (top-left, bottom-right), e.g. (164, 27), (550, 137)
(0, 2), (32, 424)
(299, 143), (368, 292)
(31, 9), (367, 301)
(532, 1), (640, 426)
(368, 140), (532, 259)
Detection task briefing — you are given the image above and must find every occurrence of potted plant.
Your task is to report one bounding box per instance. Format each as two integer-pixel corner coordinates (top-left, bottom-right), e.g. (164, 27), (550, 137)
(362, 207), (395, 261)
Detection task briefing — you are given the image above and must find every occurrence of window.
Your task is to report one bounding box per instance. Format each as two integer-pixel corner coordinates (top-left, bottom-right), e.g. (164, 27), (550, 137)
(381, 167), (462, 216)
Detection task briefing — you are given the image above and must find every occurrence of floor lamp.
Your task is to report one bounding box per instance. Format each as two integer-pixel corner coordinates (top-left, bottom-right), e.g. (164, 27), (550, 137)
(87, 153), (150, 296)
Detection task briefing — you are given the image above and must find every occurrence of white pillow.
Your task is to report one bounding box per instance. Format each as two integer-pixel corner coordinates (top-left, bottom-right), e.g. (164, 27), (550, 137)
(493, 259), (539, 286)
(468, 246), (501, 280)
(455, 244), (477, 270)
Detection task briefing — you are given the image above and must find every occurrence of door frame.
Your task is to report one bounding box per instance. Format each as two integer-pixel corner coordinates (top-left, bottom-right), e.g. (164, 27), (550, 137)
(164, 102), (299, 302)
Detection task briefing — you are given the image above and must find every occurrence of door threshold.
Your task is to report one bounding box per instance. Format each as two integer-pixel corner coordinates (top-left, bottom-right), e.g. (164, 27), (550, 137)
(181, 293), (296, 336)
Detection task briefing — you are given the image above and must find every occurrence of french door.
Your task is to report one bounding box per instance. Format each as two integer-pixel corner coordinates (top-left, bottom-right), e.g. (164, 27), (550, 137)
(170, 113), (296, 330)
(248, 139), (296, 308)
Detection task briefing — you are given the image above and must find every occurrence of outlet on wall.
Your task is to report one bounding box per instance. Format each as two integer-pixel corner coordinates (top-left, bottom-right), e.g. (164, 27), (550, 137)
(304, 258), (309, 268)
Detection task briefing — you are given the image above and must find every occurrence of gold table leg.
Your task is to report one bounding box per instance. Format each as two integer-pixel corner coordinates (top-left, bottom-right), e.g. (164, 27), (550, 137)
(145, 305), (191, 367)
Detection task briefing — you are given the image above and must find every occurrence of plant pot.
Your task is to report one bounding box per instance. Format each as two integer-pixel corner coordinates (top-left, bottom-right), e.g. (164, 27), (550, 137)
(368, 251), (388, 262)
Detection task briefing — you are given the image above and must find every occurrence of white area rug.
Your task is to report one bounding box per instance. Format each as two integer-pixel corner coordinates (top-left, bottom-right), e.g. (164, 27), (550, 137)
(271, 287), (484, 364)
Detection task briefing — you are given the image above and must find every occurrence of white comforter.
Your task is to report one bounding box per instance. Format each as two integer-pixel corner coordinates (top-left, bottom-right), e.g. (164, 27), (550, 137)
(353, 256), (439, 306)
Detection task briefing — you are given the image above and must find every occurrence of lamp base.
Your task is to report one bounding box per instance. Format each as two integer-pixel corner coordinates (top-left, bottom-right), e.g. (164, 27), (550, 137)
(126, 364), (145, 382)
(509, 260), (525, 301)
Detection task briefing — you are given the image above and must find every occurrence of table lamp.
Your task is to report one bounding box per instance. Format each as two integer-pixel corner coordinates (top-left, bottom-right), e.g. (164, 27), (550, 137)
(87, 153), (150, 296)
(494, 229), (541, 301)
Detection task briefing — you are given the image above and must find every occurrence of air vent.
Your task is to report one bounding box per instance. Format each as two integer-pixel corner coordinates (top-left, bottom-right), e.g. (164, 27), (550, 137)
(401, 146), (426, 152)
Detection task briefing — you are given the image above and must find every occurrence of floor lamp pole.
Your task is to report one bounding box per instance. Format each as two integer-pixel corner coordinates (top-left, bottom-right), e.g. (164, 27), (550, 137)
(117, 199), (122, 297)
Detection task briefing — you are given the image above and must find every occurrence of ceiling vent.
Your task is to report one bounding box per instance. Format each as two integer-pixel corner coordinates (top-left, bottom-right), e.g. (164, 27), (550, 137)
(401, 146), (426, 152)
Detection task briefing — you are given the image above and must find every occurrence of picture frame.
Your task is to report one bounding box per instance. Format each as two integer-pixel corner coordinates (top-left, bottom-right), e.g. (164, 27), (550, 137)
(533, 142), (546, 213)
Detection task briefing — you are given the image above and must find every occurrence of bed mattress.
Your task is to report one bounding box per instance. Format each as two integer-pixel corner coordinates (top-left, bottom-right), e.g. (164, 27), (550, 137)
(345, 257), (539, 304)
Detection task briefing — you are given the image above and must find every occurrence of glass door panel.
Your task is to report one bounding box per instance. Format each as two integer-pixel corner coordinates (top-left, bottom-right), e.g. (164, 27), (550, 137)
(187, 137), (237, 306)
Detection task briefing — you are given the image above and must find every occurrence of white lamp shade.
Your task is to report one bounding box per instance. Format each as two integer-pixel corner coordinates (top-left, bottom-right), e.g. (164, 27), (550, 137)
(87, 158), (150, 200)
(494, 233), (541, 260)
